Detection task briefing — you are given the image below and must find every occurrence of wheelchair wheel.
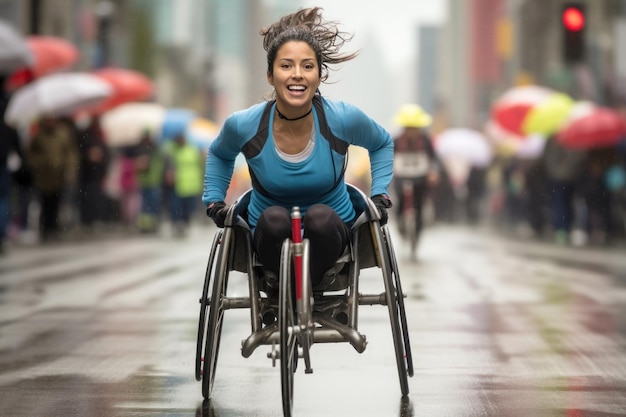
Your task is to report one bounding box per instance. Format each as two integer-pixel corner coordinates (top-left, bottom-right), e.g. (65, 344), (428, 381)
(279, 238), (297, 417)
(196, 231), (222, 382)
(377, 225), (410, 396)
(383, 225), (414, 378)
(202, 228), (232, 400)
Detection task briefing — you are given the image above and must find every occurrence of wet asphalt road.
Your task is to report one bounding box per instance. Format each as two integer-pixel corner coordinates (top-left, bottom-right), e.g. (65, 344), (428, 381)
(1, 221), (626, 417)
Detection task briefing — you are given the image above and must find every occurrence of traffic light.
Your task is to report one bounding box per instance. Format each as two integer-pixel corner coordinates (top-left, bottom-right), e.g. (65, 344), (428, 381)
(561, 3), (586, 63)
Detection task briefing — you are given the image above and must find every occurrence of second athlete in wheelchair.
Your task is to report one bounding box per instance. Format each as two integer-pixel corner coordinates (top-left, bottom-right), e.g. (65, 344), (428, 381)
(198, 7), (412, 416)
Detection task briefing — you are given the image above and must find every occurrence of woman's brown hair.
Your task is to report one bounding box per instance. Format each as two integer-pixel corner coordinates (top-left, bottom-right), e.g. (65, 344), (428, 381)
(260, 7), (358, 83)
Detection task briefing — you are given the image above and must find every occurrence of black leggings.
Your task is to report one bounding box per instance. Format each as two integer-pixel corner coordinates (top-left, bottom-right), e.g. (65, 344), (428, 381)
(253, 204), (351, 287)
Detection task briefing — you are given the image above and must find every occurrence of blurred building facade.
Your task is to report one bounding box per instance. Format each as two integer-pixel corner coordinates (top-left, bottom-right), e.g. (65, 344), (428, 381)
(1, 0), (304, 122)
(5, 0), (624, 133)
(435, 0), (626, 130)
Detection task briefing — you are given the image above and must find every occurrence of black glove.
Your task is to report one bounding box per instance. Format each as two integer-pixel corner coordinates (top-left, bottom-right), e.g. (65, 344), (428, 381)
(206, 201), (229, 228)
(371, 194), (392, 225)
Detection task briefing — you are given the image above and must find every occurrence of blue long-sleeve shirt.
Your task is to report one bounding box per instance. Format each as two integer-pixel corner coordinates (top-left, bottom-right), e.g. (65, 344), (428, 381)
(203, 96), (394, 228)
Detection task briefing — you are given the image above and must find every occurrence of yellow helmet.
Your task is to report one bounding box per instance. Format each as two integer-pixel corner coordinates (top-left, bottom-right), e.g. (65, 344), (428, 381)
(394, 103), (432, 128)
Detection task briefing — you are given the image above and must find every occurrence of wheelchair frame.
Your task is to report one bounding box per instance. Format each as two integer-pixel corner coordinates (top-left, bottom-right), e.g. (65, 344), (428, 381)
(195, 184), (413, 417)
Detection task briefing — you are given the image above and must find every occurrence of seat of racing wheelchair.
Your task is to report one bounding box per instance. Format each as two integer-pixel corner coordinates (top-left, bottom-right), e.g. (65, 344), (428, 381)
(221, 183), (385, 294)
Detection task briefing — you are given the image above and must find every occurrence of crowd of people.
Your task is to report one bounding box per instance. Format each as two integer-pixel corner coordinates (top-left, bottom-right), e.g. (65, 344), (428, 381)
(386, 103), (626, 253)
(493, 137), (626, 246)
(0, 82), (207, 253)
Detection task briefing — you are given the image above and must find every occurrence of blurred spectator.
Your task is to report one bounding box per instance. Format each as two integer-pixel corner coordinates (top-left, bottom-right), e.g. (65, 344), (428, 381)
(76, 115), (110, 233)
(523, 158), (549, 237)
(0, 75), (22, 253)
(57, 116), (81, 231)
(431, 165), (456, 223)
(540, 137), (587, 245)
(579, 147), (619, 244)
(164, 132), (204, 236)
(501, 158), (525, 228)
(11, 139), (34, 237)
(25, 115), (78, 242)
(135, 131), (165, 234)
(465, 166), (488, 224)
(118, 146), (140, 230)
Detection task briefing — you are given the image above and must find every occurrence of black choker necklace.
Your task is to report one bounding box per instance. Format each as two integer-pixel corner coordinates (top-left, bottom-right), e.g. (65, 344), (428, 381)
(276, 106), (312, 121)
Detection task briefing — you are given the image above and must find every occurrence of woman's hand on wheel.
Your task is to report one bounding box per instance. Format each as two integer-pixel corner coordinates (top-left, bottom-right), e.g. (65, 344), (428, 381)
(371, 194), (392, 225)
(206, 201), (230, 228)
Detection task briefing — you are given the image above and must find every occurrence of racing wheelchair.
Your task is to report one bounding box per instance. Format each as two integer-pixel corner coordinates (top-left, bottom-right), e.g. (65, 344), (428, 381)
(195, 184), (413, 417)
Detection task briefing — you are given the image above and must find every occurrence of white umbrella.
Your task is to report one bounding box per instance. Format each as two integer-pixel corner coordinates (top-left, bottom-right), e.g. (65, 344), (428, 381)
(0, 19), (33, 74)
(4, 72), (112, 127)
(435, 128), (493, 168)
(514, 134), (547, 159)
(100, 102), (166, 147)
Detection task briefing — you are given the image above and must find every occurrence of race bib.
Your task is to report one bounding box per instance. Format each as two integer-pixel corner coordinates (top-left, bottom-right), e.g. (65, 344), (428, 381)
(394, 152), (429, 177)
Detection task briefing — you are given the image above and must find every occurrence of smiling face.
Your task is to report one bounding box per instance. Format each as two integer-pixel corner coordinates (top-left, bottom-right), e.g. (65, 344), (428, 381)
(267, 40), (321, 114)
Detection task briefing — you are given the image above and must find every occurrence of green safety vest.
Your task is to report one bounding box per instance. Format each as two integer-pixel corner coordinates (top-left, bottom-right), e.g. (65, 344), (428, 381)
(171, 144), (204, 197)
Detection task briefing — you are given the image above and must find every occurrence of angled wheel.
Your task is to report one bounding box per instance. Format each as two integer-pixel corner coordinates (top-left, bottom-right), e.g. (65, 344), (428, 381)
(196, 231), (222, 381)
(376, 224), (410, 396)
(202, 228), (233, 399)
(279, 238), (297, 417)
(383, 225), (414, 378)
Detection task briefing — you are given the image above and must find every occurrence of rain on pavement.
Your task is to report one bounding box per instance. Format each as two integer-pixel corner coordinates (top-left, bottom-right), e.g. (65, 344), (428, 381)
(1, 221), (626, 417)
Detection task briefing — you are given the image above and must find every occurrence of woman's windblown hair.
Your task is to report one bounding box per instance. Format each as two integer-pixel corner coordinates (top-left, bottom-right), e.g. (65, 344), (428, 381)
(260, 7), (358, 82)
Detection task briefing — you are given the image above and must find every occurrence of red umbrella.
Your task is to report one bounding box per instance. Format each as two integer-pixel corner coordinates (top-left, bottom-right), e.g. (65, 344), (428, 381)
(490, 85), (554, 136)
(5, 35), (79, 90)
(556, 101), (626, 149)
(90, 67), (154, 113)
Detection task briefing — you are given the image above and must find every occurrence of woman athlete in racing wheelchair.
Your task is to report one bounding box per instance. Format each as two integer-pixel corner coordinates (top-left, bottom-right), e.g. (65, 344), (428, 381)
(197, 7), (412, 416)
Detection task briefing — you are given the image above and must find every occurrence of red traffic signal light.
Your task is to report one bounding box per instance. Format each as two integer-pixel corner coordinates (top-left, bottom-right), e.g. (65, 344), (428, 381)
(562, 6), (585, 32)
(561, 3), (585, 63)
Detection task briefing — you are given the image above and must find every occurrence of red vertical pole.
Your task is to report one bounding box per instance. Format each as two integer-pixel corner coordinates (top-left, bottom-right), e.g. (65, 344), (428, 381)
(291, 207), (303, 301)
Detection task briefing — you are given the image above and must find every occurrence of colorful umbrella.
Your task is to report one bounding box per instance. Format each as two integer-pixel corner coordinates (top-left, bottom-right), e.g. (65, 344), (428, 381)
(4, 72), (112, 127)
(513, 134), (547, 159)
(100, 102), (165, 147)
(521, 92), (574, 136)
(556, 101), (626, 150)
(90, 67), (154, 113)
(486, 119), (548, 160)
(5, 35), (79, 89)
(490, 85), (555, 136)
(0, 20), (33, 74)
(434, 128), (493, 167)
(160, 108), (197, 141)
(186, 118), (220, 148)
